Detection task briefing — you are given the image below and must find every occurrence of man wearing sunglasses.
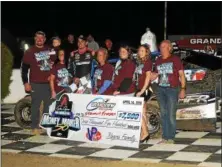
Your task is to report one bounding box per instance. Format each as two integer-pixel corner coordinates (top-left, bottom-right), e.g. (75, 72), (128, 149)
(21, 31), (56, 135)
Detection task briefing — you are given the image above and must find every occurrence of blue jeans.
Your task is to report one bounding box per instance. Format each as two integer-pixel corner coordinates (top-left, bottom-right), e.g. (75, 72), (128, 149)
(156, 86), (179, 140)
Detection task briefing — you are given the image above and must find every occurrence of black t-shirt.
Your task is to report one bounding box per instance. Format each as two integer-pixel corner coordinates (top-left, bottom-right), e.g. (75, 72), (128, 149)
(68, 49), (93, 78)
(62, 42), (77, 53)
(62, 42), (77, 65)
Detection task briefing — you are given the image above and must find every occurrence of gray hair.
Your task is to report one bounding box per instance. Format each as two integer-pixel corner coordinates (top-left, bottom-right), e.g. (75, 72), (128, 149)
(160, 40), (173, 53)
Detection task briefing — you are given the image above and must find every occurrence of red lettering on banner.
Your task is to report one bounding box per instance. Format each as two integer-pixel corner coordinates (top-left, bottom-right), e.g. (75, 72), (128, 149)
(102, 110), (116, 116)
(85, 110), (116, 117)
(85, 112), (101, 116)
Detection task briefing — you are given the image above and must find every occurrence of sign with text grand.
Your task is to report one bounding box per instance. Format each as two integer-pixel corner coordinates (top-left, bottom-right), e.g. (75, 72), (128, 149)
(40, 94), (144, 148)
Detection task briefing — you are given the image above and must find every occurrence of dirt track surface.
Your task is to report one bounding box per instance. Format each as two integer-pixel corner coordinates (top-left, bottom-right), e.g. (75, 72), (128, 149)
(2, 152), (197, 167)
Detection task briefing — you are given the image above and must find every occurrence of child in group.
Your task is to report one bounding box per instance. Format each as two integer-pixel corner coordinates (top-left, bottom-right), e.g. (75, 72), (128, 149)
(50, 49), (71, 99)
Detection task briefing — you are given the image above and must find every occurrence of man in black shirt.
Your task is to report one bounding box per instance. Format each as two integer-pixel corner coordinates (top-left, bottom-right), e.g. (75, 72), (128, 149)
(68, 35), (95, 86)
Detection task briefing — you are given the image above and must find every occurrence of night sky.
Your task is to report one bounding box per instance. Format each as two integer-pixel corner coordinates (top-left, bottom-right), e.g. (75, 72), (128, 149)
(2, 1), (221, 47)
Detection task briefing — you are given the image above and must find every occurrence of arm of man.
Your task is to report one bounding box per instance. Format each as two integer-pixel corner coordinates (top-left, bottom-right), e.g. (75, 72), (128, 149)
(175, 56), (186, 99)
(151, 58), (160, 81)
(21, 50), (31, 92)
(50, 65), (57, 97)
(49, 74), (56, 99)
(179, 70), (186, 99)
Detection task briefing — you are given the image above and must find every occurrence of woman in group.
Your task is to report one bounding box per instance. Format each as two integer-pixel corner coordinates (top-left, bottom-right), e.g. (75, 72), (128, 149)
(107, 45), (136, 96)
(50, 49), (71, 99)
(134, 44), (152, 143)
(92, 48), (114, 95)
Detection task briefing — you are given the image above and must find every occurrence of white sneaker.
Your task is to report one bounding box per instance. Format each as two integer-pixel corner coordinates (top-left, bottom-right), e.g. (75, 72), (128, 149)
(166, 139), (175, 144)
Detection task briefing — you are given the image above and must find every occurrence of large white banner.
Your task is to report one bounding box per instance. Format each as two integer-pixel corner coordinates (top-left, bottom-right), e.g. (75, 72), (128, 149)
(40, 94), (144, 148)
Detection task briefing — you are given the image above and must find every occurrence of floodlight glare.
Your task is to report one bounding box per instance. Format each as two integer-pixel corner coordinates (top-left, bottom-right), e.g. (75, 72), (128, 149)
(24, 44), (29, 51)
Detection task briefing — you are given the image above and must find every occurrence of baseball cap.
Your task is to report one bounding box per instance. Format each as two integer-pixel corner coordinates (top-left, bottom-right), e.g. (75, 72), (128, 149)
(78, 35), (87, 41)
(35, 31), (46, 37)
(51, 36), (61, 41)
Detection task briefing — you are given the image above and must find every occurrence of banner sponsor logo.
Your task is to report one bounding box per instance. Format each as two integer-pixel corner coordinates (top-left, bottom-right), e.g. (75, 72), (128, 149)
(190, 38), (221, 45)
(85, 97), (116, 117)
(40, 114), (81, 138)
(85, 110), (116, 117)
(40, 94), (80, 138)
(178, 94), (209, 105)
(86, 97), (116, 111)
(106, 132), (137, 143)
(86, 127), (102, 141)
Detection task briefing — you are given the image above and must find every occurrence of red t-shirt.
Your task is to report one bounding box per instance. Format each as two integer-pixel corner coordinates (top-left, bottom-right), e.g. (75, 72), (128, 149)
(23, 46), (57, 83)
(134, 59), (152, 90)
(107, 59), (136, 95)
(51, 63), (69, 93)
(155, 55), (184, 87)
(93, 63), (114, 95)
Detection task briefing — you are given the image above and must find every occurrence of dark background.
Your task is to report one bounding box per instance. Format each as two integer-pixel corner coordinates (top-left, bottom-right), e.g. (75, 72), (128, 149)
(2, 1), (221, 47)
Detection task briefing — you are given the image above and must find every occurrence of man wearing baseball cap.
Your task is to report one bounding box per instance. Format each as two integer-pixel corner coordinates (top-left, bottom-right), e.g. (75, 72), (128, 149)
(68, 35), (95, 89)
(21, 31), (56, 135)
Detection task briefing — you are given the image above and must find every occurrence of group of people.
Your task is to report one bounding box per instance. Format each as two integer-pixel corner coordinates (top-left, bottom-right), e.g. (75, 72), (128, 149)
(21, 30), (186, 144)
(59, 33), (116, 65)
